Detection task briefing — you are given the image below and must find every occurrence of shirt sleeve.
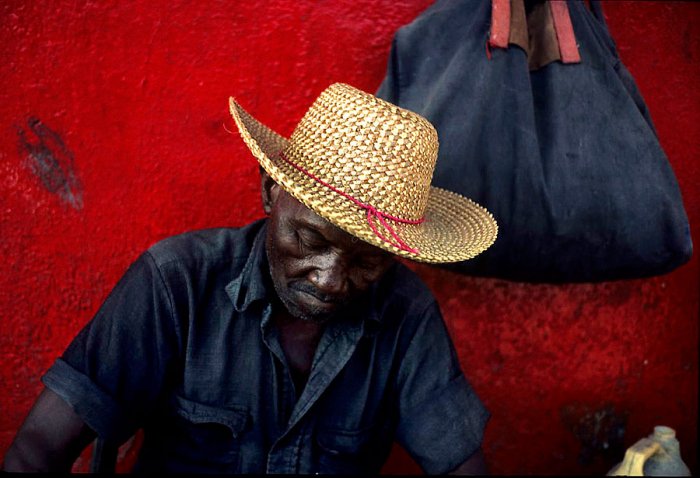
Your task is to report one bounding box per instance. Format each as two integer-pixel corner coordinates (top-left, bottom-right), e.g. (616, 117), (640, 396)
(394, 300), (490, 475)
(42, 251), (182, 444)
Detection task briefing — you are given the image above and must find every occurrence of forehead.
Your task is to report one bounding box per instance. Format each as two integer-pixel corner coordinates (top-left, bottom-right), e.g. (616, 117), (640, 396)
(274, 190), (389, 256)
(276, 190), (328, 227)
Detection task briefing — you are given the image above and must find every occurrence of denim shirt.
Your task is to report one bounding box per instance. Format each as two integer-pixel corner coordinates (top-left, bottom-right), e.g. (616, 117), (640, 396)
(43, 219), (488, 474)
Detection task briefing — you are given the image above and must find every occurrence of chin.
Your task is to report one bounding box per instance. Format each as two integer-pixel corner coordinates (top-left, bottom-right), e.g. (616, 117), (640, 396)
(274, 293), (330, 323)
(289, 301), (339, 324)
(298, 313), (334, 324)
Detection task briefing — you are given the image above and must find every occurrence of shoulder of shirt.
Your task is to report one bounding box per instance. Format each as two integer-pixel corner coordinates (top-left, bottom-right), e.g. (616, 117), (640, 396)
(144, 219), (265, 271)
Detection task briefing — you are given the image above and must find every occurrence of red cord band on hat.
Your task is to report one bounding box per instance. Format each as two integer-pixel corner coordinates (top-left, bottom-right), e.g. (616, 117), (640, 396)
(279, 153), (424, 254)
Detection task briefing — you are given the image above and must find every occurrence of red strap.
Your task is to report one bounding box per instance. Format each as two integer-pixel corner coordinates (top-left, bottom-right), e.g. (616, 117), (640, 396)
(279, 153), (423, 254)
(550, 1), (581, 63)
(489, 0), (511, 49)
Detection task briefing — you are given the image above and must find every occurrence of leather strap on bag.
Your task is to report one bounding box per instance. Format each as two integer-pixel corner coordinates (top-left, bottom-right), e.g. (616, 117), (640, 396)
(488, 0), (581, 69)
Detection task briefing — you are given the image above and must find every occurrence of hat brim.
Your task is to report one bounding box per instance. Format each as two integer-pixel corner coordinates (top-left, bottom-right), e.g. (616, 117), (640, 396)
(229, 97), (498, 264)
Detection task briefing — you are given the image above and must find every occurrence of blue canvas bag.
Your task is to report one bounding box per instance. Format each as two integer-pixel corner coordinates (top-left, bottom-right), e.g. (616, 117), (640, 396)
(376, 0), (692, 282)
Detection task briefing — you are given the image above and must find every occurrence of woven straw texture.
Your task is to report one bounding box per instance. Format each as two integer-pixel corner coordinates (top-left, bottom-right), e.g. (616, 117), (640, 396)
(229, 83), (498, 263)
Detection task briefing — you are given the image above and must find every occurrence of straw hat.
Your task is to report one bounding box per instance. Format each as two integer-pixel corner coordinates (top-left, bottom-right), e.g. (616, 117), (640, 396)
(228, 83), (497, 263)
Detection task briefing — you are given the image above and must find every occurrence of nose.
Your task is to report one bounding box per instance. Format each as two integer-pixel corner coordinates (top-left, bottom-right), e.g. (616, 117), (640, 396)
(308, 253), (348, 297)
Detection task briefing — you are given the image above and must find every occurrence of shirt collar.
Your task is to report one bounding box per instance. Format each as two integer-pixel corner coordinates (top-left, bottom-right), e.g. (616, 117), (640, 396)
(225, 220), (272, 313)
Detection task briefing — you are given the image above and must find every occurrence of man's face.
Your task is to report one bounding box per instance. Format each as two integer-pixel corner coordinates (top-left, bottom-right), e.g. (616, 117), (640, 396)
(264, 184), (395, 323)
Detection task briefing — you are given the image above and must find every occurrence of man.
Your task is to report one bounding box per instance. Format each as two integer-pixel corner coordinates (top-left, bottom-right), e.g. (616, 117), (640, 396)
(3, 83), (498, 474)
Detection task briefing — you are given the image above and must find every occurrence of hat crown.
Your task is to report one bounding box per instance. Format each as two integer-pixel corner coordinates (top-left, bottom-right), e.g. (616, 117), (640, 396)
(283, 83), (438, 221)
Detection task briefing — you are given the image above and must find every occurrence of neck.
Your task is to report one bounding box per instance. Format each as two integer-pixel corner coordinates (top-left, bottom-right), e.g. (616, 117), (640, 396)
(271, 308), (326, 398)
(272, 308), (326, 337)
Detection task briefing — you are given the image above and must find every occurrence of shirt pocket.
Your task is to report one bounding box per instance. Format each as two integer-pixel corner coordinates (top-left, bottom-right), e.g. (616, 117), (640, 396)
(316, 424), (388, 474)
(167, 395), (249, 472)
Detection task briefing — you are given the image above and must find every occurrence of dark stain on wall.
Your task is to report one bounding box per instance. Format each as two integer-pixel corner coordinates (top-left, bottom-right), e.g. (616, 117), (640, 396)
(17, 116), (84, 210)
(561, 402), (628, 469)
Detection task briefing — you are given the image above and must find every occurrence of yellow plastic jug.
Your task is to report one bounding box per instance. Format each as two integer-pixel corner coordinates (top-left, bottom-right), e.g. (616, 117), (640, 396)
(607, 426), (691, 476)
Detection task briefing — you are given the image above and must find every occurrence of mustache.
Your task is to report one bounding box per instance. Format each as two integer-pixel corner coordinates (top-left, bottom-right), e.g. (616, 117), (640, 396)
(289, 281), (347, 304)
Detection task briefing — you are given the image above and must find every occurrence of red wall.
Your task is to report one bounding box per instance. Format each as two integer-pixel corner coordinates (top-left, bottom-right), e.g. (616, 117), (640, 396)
(1, 1), (697, 474)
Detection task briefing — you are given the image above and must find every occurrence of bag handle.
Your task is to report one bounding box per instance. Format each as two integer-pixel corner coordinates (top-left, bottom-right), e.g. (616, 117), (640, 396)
(488, 0), (580, 63)
(608, 438), (661, 476)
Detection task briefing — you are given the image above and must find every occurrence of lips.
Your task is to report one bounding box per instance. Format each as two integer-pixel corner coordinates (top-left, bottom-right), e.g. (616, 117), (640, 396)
(289, 280), (340, 301)
(287, 281), (348, 314)
(295, 289), (340, 312)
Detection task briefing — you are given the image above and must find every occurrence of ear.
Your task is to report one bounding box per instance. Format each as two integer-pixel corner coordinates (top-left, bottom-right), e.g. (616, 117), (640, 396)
(260, 167), (281, 215)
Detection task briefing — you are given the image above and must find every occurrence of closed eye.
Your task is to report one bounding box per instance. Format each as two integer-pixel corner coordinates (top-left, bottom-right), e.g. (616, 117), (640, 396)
(354, 252), (392, 272)
(297, 230), (328, 253)
(357, 259), (382, 270)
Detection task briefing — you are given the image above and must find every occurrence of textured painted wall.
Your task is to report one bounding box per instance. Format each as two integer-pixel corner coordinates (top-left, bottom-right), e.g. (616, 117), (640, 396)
(1, 0), (697, 475)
